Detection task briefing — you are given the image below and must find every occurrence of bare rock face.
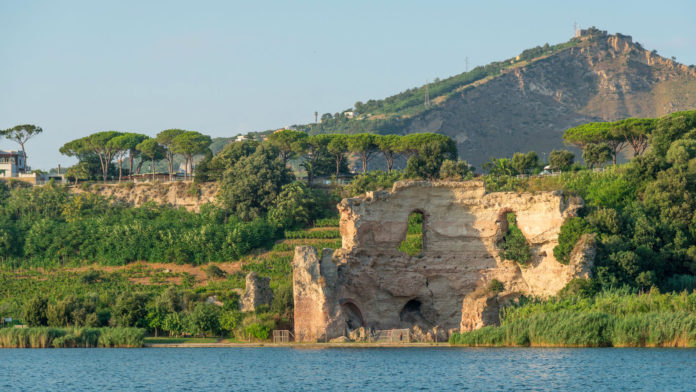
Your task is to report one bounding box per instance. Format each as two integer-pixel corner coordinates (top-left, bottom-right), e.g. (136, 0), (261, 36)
(73, 182), (218, 212)
(292, 180), (595, 342)
(566, 233), (597, 281)
(459, 291), (503, 333)
(240, 272), (273, 312)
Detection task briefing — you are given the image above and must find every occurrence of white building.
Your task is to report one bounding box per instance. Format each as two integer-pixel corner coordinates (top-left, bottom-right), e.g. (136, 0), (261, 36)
(0, 150), (26, 178)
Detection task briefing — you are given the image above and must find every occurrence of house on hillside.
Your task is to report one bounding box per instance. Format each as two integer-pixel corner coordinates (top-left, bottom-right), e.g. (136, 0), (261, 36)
(0, 150), (26, 178)
(0, 149), (61, 184)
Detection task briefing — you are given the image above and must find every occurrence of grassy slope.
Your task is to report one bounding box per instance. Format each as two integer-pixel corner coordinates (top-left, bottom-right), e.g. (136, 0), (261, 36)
(0, 223), (342, 322)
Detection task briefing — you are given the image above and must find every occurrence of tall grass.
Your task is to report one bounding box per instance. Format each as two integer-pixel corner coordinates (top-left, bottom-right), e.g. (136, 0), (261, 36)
(0, 327), (145, 348)
(450, 289), (696, 347)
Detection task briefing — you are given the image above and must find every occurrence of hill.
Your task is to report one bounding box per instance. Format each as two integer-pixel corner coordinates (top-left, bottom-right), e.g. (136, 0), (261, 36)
(296, 27), (696, 167)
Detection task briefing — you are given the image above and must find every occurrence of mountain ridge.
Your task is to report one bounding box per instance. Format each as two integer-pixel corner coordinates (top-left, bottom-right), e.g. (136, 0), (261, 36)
(289, 27), (696, 167)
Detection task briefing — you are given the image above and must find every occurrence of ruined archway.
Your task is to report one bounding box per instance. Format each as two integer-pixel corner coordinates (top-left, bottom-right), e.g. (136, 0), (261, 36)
(340, 300), (365, 331)
(398, 210), (425, 256)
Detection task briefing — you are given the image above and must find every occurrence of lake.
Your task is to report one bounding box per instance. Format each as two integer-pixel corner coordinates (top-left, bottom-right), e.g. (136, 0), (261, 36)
(2, 347), (695, 391)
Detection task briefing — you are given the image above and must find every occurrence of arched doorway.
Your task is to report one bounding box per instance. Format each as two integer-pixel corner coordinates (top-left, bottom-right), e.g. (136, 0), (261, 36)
(340, 301), (365, 331)
(399, 299), (433, 329)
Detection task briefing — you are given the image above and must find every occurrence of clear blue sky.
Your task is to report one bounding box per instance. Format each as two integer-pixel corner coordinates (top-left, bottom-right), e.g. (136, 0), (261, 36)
(2, 0), (695, 169)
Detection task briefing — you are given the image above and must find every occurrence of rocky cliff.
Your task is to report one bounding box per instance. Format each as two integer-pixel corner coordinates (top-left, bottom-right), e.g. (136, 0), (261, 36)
(292, 180), (594, 342)
(73, 182), (218, 212)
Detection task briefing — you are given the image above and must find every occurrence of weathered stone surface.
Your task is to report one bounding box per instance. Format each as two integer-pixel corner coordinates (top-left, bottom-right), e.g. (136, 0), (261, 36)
(292, 180), (595, 342)
(73, 182), (218, 212)
(240, 272), (273, 312)
(566, 233), (597, 281)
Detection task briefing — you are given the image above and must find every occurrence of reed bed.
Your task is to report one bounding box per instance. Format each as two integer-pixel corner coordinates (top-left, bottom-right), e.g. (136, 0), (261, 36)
(450, 290), (696, 347)
(0, 327), (145, 348)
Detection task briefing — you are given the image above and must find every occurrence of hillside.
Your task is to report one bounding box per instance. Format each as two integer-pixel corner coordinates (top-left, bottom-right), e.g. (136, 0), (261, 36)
(299, 27), (696, 167)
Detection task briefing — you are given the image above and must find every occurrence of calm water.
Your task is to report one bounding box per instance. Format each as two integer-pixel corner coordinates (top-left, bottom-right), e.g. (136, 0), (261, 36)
(2, 347), (695, 391)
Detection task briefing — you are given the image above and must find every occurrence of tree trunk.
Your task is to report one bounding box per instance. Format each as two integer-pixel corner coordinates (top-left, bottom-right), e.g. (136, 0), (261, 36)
(20, 142), (27, 173)
(168, 152), (174, 182)
(152, 157), (155, 182)
(307, 164), (314, 188)
(136, 160), (144, 175)
(384, 152), (394, 172)
(129, 154), (134, 180)
(361, 153), (367, 173)
(118, 159), (123, 182)
(97, 153), (107, 182)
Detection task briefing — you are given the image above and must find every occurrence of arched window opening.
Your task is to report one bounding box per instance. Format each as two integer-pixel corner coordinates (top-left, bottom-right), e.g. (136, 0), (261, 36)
(341, 302), (364, 331)
(497, 211), (531, 266)
(398, 211), (424, 256)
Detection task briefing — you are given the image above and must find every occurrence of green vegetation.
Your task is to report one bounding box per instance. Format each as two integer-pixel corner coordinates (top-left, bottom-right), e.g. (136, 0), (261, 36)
(497, 213), (531, 265)
(0, 327), (145, 348)
(398, 212), (423, 256)
(487, 279), (505, 294)
(60, 129), (212, 183)
(450, 289), (696, 347)
(0, 184), (280, 267)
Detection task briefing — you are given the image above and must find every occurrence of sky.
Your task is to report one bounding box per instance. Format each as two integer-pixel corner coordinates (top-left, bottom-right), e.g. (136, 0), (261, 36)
(1, 0), (695, 170)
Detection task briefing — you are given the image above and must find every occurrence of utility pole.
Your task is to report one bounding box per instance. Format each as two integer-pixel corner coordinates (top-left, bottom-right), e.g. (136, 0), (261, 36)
(314, 111), (318, 123)
(424, 82), (431, 109)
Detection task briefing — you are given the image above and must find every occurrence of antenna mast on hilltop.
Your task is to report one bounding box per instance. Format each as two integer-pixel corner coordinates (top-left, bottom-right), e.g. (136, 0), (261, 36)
(424, 82), (431, 108)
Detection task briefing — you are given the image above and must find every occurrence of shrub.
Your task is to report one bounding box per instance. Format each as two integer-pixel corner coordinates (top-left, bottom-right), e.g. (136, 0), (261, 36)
(488, 279), (504, 294)
(205, 265), (226, 279)
(244, 323), (271, 340)
(498, 213), (531, 265)
(553, 217), (592, 264)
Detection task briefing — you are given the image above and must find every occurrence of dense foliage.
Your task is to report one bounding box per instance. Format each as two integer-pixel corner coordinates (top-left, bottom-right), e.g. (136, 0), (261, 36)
(0, 183), (280, 267)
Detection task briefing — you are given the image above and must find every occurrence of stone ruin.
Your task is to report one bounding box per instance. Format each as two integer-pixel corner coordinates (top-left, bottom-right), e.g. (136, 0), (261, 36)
(240, 272), (274, 312)
(292, 180), (595, 342)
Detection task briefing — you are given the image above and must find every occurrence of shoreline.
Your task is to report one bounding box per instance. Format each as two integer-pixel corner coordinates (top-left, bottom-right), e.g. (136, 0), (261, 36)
(143, 342), (696, 349)
(144, 342), (451, 348)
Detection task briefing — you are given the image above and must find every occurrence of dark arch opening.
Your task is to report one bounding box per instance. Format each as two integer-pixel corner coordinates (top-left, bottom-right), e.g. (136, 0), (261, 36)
(398, 210), (425, 256)
(399, 299), (432, 329)
(341, 301), (364, 331)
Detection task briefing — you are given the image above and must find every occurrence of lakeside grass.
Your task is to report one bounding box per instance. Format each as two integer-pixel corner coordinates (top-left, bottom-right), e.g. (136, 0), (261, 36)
(450, 289), (696, 348)
(0, 327), (145, 348)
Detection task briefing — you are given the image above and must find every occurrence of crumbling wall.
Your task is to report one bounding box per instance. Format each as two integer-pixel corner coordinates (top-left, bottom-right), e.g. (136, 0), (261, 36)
(293, 180), (595, 342)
